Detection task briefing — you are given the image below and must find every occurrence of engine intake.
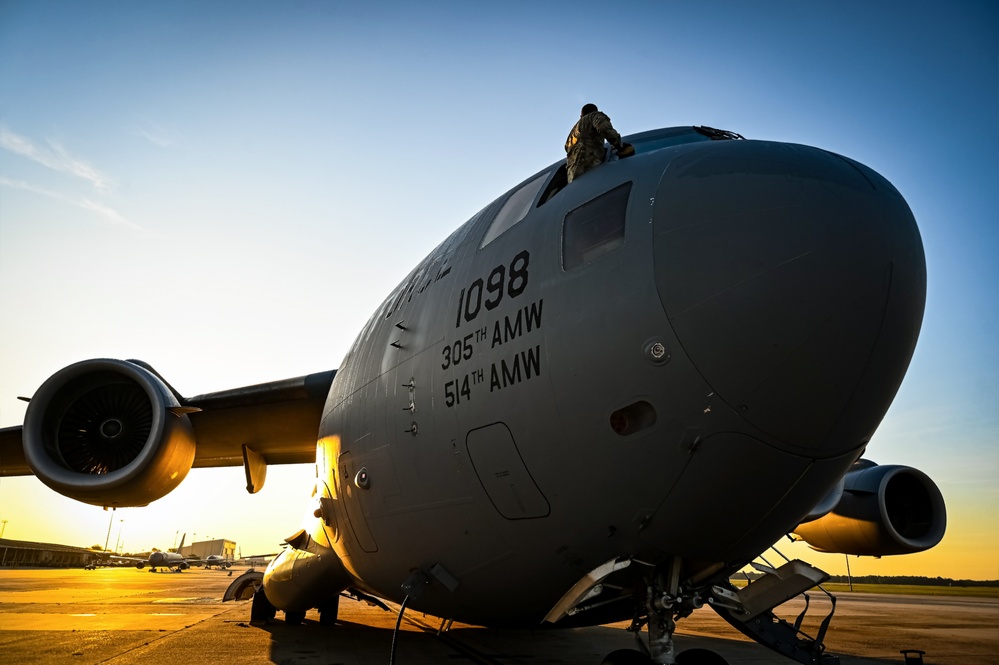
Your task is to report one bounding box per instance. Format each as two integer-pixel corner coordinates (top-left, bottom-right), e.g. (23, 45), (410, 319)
(22, 359), (196, 507)
(793, 461), (946, 556)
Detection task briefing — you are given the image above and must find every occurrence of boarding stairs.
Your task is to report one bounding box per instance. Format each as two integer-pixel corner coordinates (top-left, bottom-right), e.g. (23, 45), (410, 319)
(708, 557), (840, 665)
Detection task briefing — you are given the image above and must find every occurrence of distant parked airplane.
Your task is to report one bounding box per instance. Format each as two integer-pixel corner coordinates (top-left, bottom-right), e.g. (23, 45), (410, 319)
(115, 534), (189, 572)
(203, 550), (233, 569)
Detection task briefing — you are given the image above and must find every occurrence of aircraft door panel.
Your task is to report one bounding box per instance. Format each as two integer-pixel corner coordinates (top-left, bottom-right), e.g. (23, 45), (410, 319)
(465, 422), (550, 519)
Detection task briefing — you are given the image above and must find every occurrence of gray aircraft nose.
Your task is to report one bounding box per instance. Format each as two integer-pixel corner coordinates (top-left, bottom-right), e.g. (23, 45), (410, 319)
(653, 140), (925, 458)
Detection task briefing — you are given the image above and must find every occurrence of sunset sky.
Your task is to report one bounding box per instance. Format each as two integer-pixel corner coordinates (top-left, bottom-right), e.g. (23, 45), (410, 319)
(1, 1), (996, 579)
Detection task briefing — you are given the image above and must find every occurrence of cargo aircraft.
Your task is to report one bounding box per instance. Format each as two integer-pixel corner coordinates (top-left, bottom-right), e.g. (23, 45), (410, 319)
(113, 533), (189, 572)
(0, 126), (946, 664)
(204, 551), (233, 570)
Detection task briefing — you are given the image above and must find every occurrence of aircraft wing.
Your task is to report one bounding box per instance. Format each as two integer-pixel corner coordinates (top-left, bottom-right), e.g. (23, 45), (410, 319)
(108, 554), (148, 565)
(183, 369), (336, 468)
(0, 368), (336, 477)
(0, 426), (28, 475)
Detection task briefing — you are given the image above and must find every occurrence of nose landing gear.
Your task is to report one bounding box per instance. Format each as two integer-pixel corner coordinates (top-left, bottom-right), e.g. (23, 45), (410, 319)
(600, 558), (729, 665)
(544, 556), (730, 665)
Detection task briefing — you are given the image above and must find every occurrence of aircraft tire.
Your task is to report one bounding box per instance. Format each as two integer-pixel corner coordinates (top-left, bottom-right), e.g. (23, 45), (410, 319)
(318, 596), (339, 626)
(285, 610), (306, 625)
(250, 586), (277, 624)
(676, 648), (728, 664)
(600, 649), (652, 665)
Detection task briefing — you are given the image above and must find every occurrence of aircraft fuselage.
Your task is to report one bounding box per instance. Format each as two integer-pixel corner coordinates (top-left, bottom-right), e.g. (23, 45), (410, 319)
(290, 127), (926, 626)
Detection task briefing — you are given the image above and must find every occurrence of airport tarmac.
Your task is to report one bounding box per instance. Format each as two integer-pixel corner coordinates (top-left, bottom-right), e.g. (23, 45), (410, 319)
(0, 567), (995, 665)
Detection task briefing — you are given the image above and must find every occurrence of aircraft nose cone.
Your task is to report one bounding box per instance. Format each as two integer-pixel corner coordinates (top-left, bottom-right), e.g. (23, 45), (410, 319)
(654, 140), (925, 457)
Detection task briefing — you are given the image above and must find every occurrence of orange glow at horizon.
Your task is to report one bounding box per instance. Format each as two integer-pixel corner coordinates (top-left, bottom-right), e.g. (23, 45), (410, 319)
(1, 466), (997, 581)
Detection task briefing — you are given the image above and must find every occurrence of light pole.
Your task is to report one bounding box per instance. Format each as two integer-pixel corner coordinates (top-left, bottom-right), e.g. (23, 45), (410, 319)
(114, 520), (124, 554)
(103, 508), (116, 553)
(1, 519), (7, 539)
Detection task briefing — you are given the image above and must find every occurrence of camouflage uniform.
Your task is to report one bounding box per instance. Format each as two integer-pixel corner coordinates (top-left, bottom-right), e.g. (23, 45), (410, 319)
(565, 111), (623, 183)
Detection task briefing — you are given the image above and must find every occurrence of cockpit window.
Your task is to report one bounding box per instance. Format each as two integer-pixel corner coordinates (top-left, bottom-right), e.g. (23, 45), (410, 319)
(479, 172), (549, 248)
(562, 182), (632, 270)
(537, 164), (568, 207)
(627, 128), (712, 154)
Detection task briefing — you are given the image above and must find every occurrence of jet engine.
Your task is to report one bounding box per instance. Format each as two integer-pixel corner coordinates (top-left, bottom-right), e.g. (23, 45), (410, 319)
(22, 359), (196, 507)
(793, 460), (946, 556)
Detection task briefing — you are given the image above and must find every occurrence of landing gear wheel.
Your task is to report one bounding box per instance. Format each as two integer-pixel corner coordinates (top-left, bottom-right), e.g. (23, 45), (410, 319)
(285, 609), (306, 625)
(601, 649), (653, 665)
(318, 596), (339, 626)
(676, 648), (728, 665)
(249, 586), (277, 624)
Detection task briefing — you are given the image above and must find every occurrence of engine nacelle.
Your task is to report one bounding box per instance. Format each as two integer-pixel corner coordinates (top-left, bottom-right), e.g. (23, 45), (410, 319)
(263, 546), (351, 612)
(793, 461), (946, 556)
(22, 359), (196, 507)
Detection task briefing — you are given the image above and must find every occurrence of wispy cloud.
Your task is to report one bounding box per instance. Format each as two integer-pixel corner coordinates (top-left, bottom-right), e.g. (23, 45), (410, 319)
(134, 119), (177, 148)
(0, 125), (113, 190)
(0, 176), (146, 233)
(0, 176), (57, 198)
(77, 198), (139, 229)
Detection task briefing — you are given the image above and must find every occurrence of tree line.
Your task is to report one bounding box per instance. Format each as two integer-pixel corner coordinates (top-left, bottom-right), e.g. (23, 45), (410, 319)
(825, 575), (997, 587)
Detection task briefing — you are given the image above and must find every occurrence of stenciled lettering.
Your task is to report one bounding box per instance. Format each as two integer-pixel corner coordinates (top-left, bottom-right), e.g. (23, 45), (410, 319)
(444, 368), (485, 408)
(489, 345), (542, 392)
(491, 299), (543, 348)
(456, 250), (530, 328)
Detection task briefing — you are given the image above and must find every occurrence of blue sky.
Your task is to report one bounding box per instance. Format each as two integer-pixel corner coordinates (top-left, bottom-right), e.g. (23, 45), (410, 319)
(1, 1), (996, 577)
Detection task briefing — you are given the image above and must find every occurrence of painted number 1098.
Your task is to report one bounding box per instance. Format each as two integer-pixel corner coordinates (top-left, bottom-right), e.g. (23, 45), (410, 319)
(455, 250), (530, 328)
